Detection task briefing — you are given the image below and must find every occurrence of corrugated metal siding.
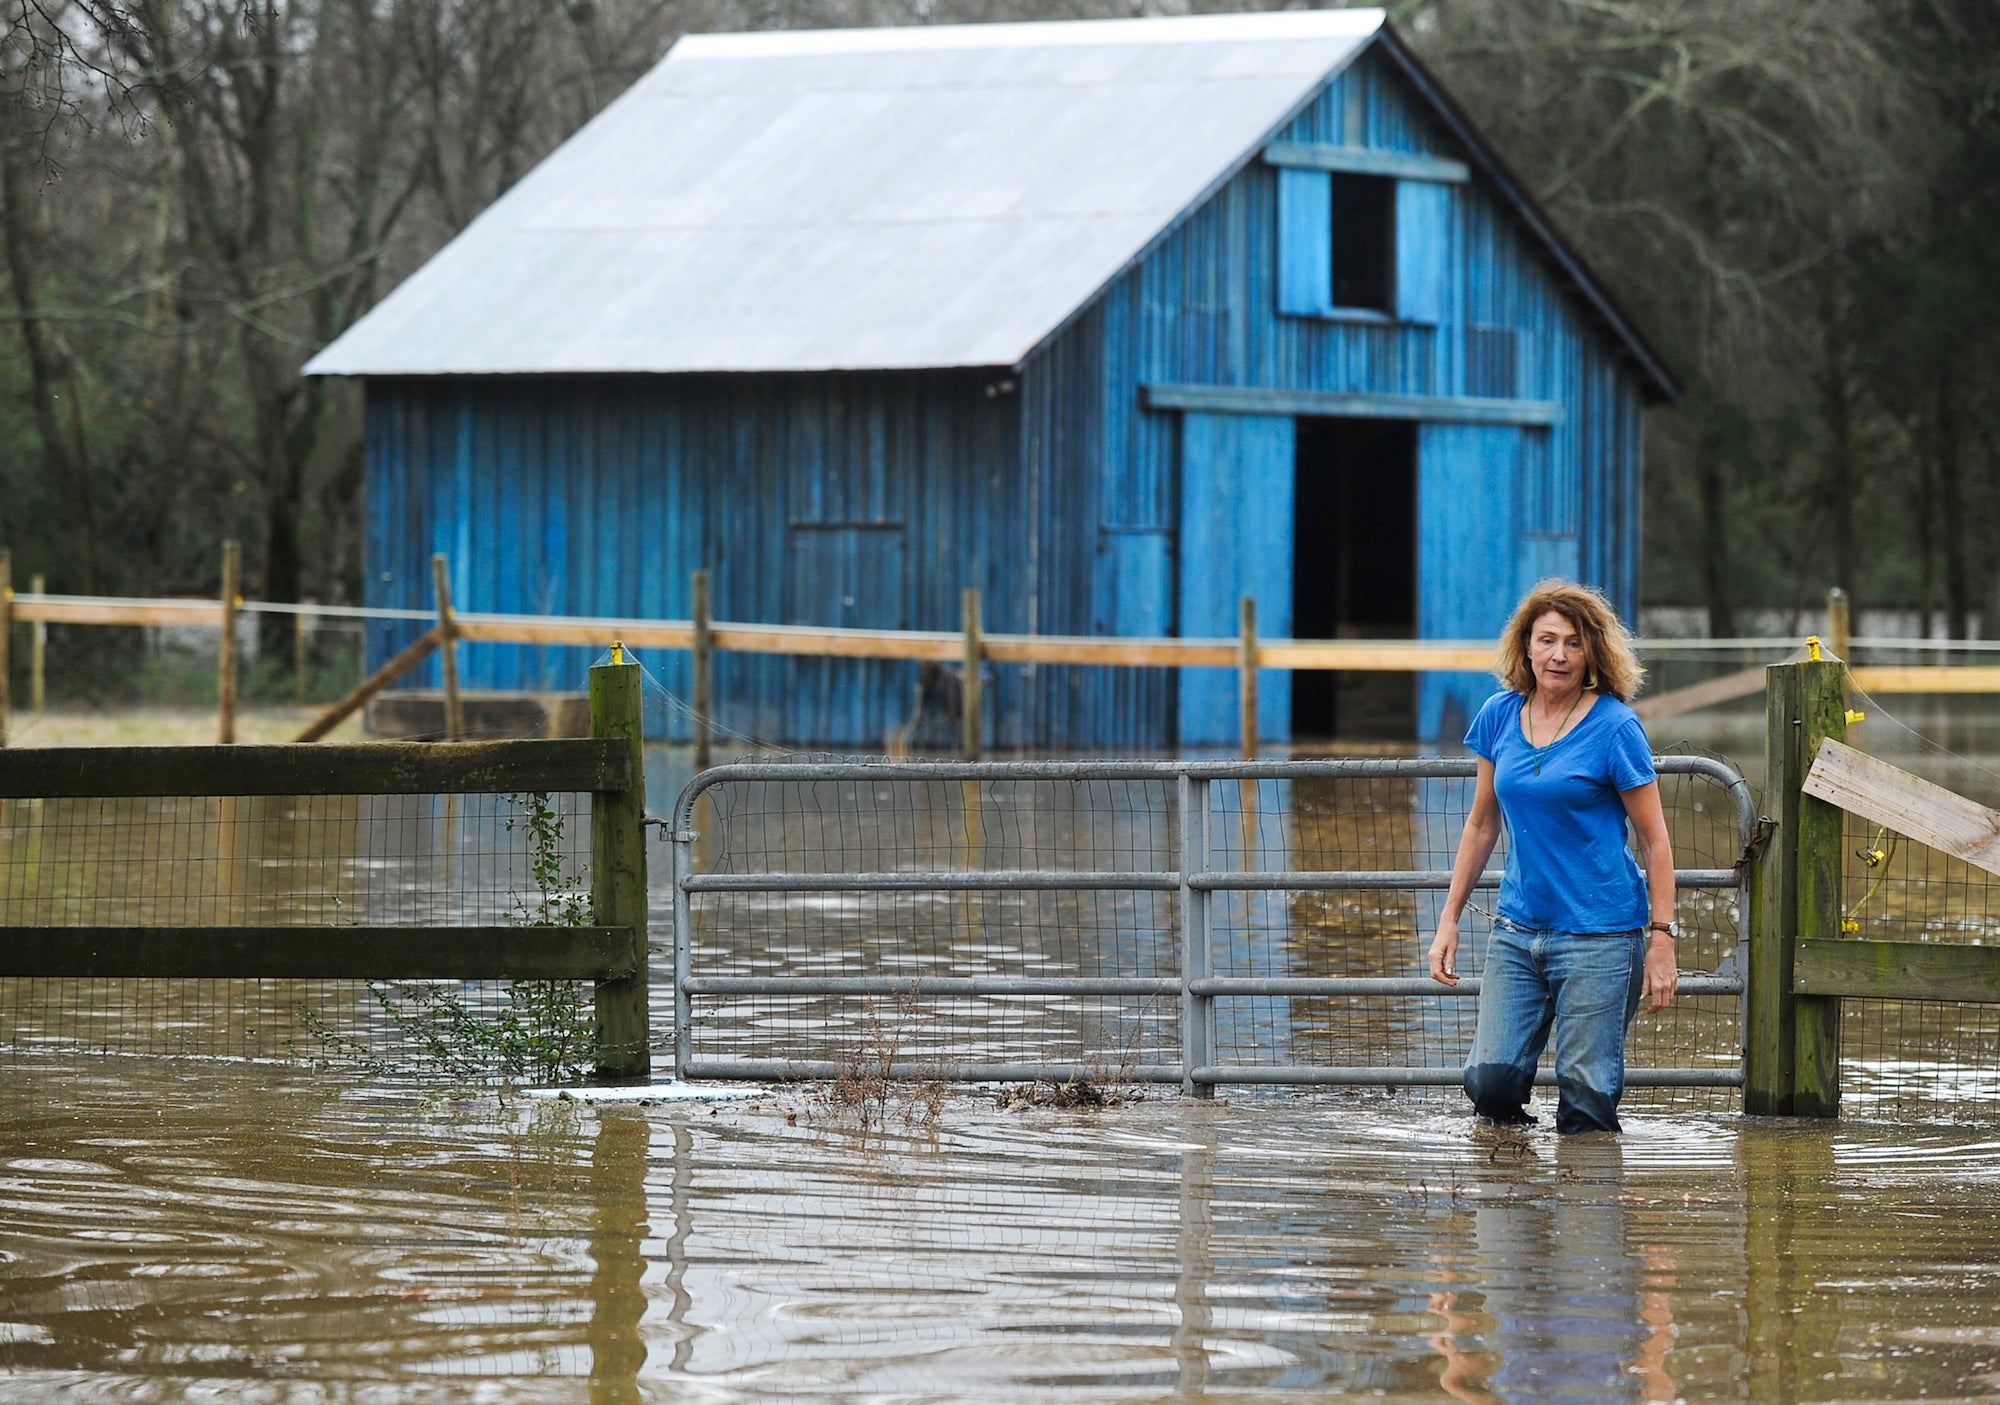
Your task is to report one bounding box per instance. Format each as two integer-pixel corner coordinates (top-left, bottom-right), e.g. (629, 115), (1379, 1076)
(365, 372), (1018, 748)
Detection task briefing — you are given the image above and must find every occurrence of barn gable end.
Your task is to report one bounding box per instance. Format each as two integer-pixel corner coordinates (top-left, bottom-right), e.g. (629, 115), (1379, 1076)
(1019, 42), (1651, 745)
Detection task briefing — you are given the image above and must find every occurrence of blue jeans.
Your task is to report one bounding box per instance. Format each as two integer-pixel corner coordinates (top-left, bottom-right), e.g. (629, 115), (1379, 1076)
(1464, 920), (1646, 1134)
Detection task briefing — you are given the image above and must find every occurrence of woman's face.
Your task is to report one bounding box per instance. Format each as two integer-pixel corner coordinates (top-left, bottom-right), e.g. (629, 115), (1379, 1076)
(1527, 610), (1589, 696)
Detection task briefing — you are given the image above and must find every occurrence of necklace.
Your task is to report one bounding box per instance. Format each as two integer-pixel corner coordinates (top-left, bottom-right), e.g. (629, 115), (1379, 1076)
(1526, 690), (1584, 774)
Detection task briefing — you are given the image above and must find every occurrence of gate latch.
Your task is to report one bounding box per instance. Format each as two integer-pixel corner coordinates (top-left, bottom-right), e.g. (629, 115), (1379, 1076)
(1735, 815), (1777, 874)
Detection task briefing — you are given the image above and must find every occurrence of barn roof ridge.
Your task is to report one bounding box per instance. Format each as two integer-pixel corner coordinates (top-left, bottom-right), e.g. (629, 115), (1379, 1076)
(671, 10), (1386, 56)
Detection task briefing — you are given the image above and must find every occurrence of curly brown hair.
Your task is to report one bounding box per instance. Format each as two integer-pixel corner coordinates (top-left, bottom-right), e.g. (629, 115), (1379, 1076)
(1494, 579), (1645, 702)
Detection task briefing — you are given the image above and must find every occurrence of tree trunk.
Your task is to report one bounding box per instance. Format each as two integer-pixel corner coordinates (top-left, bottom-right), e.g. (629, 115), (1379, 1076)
(1817, 287), (1859, 617)
(1914, 416), (1936, 639)
(0, 124), (103, 590)
(1696, 420), (1736, 637)
(1937, 369), (1971, 640)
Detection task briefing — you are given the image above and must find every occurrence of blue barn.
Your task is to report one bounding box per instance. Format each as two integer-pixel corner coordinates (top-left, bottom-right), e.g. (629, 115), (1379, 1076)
(306, 9), (1678, 749)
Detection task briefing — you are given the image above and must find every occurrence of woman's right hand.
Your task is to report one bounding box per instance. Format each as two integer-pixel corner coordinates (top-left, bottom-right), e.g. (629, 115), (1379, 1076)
(1428, 917), (1461, 987)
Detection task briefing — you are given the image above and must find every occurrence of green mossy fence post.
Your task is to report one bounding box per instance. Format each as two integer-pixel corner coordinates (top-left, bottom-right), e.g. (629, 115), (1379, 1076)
(590, 651), (650, 1079)
(1792, 656), (1848, 1117)
(1746, 656), (1847, 1116)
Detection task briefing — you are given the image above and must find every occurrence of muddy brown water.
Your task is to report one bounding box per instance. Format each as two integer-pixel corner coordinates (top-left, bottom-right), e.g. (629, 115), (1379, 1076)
(7, 715), (2000, 1399)
(6, 1060), (2000, 1402)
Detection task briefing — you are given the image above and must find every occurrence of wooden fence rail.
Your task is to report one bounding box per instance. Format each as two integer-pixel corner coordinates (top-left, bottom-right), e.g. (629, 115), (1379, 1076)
(0, 658), (652, 1080)
(10, 566), (2000, 759)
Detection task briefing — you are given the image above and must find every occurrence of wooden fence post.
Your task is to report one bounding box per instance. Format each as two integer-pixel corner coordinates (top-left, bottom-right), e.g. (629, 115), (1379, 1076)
(295, 603), (310, 707)
(1746, 656), (1847, 1115)
(1826, 588), (1851, 663)
(29, 574), (45, 715)
(0, 550), (10, 748)
(1792, 657), (1848, 1117)
(691, 568), (712, 772)
(217, 541), (240, 744)
(590, 649), (650, 1080)
(431, 554), (463, 741)
(962, 587), (983, 760)
(1239, 596), (1258, 761)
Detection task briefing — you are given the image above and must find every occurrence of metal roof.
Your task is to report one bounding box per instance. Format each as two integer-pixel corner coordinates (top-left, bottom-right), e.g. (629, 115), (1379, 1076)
(305, 10), (1386, 377)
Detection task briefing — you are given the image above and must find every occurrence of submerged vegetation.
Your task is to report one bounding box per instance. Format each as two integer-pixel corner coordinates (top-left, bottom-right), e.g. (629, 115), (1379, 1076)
(301, 791), (598, 1085)
(828, 987), (953, 1130)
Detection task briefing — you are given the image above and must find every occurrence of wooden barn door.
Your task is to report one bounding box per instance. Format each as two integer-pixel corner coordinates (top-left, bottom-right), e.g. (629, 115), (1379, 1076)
(1416, 422), (1520, 742)
(1178, 412), (1295, 747)
(786, 524), (908, 746)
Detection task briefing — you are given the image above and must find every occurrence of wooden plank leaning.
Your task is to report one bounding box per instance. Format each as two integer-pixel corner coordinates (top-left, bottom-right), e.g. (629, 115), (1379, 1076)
(294, 626), (444, 742)
(1631, 663), (1768, 722)
(1803, 738), (2000, 879)
(1795, 737), (2000, 1005)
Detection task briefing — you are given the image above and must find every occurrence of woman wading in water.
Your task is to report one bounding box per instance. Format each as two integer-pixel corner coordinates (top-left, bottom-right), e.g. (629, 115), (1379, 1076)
(1427, 580), (1678, 1134)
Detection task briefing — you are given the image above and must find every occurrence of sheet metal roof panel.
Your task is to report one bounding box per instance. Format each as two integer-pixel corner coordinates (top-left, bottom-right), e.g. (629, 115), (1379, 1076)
(306, 11), (1383, 376)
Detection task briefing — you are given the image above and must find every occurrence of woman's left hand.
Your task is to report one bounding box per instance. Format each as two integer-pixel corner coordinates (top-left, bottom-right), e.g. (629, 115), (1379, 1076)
(1643, 933), (1678, 1012)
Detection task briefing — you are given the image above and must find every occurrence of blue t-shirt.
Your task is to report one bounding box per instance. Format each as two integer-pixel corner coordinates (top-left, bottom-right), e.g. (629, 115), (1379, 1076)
(1464, 690), (1657, 933)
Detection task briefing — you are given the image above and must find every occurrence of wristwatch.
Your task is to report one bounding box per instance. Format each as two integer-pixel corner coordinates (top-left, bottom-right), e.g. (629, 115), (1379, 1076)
(1648, 920), (1677, 938)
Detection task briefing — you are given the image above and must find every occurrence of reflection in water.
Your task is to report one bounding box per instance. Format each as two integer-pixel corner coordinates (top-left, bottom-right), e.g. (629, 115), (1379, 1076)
(588, 1112), (647, 1405)
(10, 1063), (2000, 1400)
(1427, 1137), (1655, 1405)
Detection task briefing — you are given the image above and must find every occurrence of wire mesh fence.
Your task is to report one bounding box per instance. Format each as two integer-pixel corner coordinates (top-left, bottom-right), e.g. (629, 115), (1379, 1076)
(0, 790), (597, 1065)
(682, 773), (1184, 1076)
(676, 758), (1751, 1101)
(1833, 789), (2000, 1119)
(8, 617), (372, 713)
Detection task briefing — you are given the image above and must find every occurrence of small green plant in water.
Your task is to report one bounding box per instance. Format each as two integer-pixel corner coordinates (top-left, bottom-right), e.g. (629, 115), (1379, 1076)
(301, 792), (600, 1085)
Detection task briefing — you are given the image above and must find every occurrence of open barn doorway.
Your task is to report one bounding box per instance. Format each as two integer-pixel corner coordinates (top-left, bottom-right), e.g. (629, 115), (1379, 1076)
(1292, 417), (1418, 740)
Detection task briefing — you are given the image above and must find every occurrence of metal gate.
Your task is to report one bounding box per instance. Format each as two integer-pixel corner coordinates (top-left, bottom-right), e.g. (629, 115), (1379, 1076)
(668, 757), (1754, 1092)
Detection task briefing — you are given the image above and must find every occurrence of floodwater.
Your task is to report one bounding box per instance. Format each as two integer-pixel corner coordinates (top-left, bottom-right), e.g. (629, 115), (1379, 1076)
(6, 1059), (2000, 1401)
(7, 708), (2000, 1399)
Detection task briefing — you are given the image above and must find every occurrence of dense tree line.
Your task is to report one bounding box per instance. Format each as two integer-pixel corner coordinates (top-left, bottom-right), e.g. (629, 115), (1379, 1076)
(2, 0), (1996, 638)
(1422, 0), (2000, 636)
